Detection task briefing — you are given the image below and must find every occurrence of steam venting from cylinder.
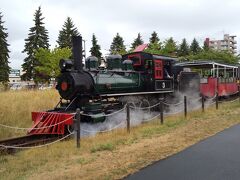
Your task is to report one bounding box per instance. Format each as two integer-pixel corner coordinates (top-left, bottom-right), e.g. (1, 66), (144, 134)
(72, 36), (83, 71)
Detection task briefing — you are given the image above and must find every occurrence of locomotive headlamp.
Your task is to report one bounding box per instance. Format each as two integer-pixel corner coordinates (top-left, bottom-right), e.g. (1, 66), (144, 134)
(61, 81), (68, 91)
(59, 59), (73, 71)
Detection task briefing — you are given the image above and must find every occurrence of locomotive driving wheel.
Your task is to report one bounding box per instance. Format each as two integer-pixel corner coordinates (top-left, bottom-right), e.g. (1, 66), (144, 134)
(138, 99), (151, 113)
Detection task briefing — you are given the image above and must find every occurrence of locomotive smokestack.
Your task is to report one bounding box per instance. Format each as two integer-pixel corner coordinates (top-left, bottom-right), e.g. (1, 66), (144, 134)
(72, 35), (83, 71)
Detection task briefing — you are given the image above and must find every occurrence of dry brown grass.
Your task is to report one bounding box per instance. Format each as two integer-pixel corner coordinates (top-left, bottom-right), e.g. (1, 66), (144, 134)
(0, 89), (59, 139)
(0, 98), (240, 180)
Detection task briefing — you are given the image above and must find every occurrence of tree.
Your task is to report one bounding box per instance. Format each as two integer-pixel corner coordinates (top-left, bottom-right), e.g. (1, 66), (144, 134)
(178, 38), (189, 57)
(188, 49), (238, 64)
(131, 33), (144, 50)
(149, 31), (160, 44)
(21, 7), (49, 82)
(89, 34), (102, 60)
(203, 41), (210, 51)
(144, 42), (161, 54)
(190, 38), (201, 54)
(109, 33), (126, 55)
(160, 37), (177, 56)
(57, 17), (79, 48)
(144, 31), (162, 54)
(0, 12), (10, 86)
(35, 47), (71, 82)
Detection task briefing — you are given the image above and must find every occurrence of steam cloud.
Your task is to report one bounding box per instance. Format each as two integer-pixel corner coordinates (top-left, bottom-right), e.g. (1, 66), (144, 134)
(75, 80), (214, 137)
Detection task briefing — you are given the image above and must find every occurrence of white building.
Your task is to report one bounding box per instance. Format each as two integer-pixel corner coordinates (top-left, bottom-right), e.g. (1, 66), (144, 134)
(9, 69), (21, 84)
(205, 34), (237, 54)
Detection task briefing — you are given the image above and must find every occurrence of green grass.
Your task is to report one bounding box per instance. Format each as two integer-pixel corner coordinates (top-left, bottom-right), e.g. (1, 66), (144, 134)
(0, 90), (240, 180)
(91, 142), (115, 153)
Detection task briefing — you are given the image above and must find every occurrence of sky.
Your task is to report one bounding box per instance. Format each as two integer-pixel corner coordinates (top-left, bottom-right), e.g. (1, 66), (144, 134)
(1, 0), (240, 69)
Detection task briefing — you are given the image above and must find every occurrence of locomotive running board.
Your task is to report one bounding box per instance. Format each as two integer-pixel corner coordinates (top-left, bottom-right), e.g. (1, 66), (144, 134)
(100, 90), (174, 97)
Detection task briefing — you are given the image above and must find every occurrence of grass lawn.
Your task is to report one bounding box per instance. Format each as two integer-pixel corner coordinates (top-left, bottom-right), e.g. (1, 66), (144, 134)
(0, 90), (240, 179)
(0, 90), (59, 140)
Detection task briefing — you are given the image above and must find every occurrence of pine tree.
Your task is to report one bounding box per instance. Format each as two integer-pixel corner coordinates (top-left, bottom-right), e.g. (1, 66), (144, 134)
(161, 37), (177, 56)
(149, 31), (160, 44)
(178, 38), (189, 56)
(131, 33), (144, 50)
(57, 17), (79, 48)
(0, 12), (10, 85)
(89, 34), (102, 60)
(146, 31), (161, 54)
(190, 38), (201, 54)
(109, 33), (126, 55)
(21, 7), (49, 81)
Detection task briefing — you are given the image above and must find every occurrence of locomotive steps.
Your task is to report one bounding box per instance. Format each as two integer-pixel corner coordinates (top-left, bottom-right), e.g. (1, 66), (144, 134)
(1, 91), (240, 179)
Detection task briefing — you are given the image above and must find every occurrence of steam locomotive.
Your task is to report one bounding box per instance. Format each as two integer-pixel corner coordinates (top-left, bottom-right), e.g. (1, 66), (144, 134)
(28, 36), (200, 135)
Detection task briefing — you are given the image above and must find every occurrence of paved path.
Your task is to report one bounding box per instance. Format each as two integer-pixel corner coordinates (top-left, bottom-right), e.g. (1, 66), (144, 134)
(125, 124), (240, 180)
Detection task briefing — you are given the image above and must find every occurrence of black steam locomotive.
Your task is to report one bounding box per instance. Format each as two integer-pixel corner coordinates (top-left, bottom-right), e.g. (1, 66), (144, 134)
(29, 36), (199, 135)
(56, 36), (199, 120)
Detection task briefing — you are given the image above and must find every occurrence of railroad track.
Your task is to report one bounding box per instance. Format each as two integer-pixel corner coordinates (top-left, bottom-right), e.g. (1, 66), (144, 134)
(0, 134), (63, 154)
(218, 93), (240, 103)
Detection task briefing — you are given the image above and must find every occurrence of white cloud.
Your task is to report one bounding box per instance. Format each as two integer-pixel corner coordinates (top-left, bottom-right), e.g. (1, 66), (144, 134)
(0, 0), (240, 69)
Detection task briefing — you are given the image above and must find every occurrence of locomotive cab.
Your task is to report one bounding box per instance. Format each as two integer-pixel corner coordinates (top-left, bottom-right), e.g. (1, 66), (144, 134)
(122, 52), (176, 92)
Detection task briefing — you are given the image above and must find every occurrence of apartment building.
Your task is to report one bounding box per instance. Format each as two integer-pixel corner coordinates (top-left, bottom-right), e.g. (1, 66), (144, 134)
(205, 34), (237, 54)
